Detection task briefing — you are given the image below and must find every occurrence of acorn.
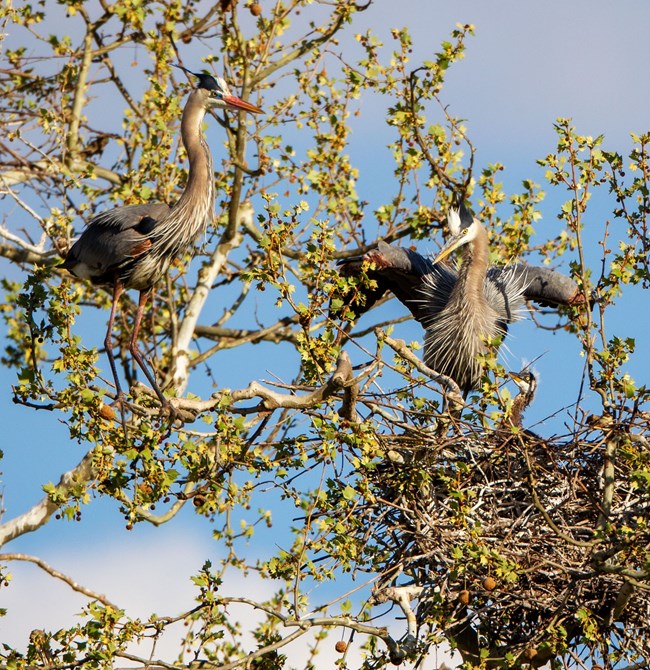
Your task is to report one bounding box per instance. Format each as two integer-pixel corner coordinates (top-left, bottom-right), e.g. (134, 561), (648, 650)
(250, 2), (262, 16)
(458, 589), (471, 605)
(335, 640), (347, 653)
(482, 576), (497, 591)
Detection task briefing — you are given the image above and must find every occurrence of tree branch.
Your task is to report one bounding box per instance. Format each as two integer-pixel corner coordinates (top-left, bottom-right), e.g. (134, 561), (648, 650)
(252, 3), (370, 86)
(67, 31), (93, 156)
(0, 158), (123, 188)
(0, 553), (118, 608)
(170, 203), (252, 393)
(377, 329), (464, 402)
(0, 448), (97, 547)
(137, 351), (355, 418)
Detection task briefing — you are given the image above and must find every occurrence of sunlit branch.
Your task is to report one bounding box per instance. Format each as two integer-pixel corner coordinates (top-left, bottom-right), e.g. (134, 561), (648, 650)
(141, 351), (356, 419)
(170, 203), (252, 393)
(67, 32), (93, 156)
(408, 68), (462, 192)
(193, 315), (300, 348)
(377, 329), (463, 401)
(0, 448), (97, 547)
(252, 2), (372, 86)
(0, 158), (123, 188)
(0, 553), (119, 608)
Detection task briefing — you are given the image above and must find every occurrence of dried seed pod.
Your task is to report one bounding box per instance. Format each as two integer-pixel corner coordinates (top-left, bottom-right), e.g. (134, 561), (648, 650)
(250, 2), (262, 16)
(482, 576), (497, 591)
(458, 589), (471, 605)
(98, 403), (115, 420)
(523, 647), (538, 660)
(335, 640), (347, 653)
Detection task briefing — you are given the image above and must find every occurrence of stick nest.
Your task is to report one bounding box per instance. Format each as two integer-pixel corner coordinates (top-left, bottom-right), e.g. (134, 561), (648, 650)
(357, 415), (650, 665)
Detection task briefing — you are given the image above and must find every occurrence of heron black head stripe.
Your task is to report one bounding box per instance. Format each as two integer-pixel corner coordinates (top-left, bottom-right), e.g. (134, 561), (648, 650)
(173, 64), (221, 93)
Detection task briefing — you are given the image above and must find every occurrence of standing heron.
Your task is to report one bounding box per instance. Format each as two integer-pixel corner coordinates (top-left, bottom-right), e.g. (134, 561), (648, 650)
(62, 67), (262, 416)
(337, 201), (585, 395)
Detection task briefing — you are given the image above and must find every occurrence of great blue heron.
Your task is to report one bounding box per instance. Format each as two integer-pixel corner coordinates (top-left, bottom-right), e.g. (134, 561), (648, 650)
(337, 202), (585, 395)
(507, 369), (538, 428)
(62, 67), (262, 416)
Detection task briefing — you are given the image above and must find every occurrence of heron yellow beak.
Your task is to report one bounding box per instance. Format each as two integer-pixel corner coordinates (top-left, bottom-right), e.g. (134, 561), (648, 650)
(433, 232), (468, 265)
(223, 95), (263, 114)
(508, 371), (525, 384)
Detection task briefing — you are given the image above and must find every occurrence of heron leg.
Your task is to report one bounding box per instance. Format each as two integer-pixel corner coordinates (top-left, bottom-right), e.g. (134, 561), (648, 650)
(105, 279), (129, 437)
(129, 289), (172, 412)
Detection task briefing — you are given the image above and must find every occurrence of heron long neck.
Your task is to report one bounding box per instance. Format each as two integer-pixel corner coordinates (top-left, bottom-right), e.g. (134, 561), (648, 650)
(454, 224), (490, 308)
(508, 392), (528, 428)
(153, 92), (214, 258)
(176, 95), (214, 215)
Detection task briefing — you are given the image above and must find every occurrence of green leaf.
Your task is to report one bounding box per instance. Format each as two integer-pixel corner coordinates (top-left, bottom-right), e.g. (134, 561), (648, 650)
(342, 485), (356, 501)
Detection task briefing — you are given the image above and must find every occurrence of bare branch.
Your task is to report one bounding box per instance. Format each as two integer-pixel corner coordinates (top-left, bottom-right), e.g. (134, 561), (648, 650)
(252, 4), (367, 86)
(0, 449), (97, 547)
(372, 584), (422, 640)
(135, 351), (356, 422)
(170, 203), (252, 393)
(378, 329), (464, 402)
(0, 553), (118, 608)
(0, 158), (123, 188)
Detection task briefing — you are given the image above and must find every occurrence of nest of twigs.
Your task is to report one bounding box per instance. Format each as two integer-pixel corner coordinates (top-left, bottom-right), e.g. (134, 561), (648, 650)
(359, 416), (650, 665)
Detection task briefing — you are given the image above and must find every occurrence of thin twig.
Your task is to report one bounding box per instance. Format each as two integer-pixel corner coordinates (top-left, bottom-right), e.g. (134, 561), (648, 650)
(0, 553), (118, 608)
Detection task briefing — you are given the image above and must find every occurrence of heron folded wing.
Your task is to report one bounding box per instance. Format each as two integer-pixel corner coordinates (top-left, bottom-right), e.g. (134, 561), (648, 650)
(85, 203), (171, 230)
(61, 203), (169, 283)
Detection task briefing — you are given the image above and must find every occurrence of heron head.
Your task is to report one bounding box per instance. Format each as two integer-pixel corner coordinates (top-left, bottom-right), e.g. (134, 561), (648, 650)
(509, 369), (538, 400)
(433, 204), (482, 264)
(175, 65), (263, 114)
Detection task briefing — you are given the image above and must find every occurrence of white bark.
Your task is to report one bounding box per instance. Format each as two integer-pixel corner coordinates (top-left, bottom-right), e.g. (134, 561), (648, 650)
(171, 202), (253, 394)
(0, 158), (122, 188)
(0, 448), (97, 548)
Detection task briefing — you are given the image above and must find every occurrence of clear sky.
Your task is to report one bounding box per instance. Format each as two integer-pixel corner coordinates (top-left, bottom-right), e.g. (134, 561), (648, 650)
(2, 2), (649, 667)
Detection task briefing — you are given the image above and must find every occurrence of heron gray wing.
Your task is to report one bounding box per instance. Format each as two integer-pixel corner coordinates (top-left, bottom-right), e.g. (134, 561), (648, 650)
(85, 203), (171, 230)
(61, 202), (171, 283)
(336, 241), (457, 325)
(494, 264), (586, 307)
(372, 240), (436, 275)
(369, 244), (460, 326)
(484, 264), (586, 332)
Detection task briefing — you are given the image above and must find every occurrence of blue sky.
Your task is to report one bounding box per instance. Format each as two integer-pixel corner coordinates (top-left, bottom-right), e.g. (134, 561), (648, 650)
(2, 2), (650, 666)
